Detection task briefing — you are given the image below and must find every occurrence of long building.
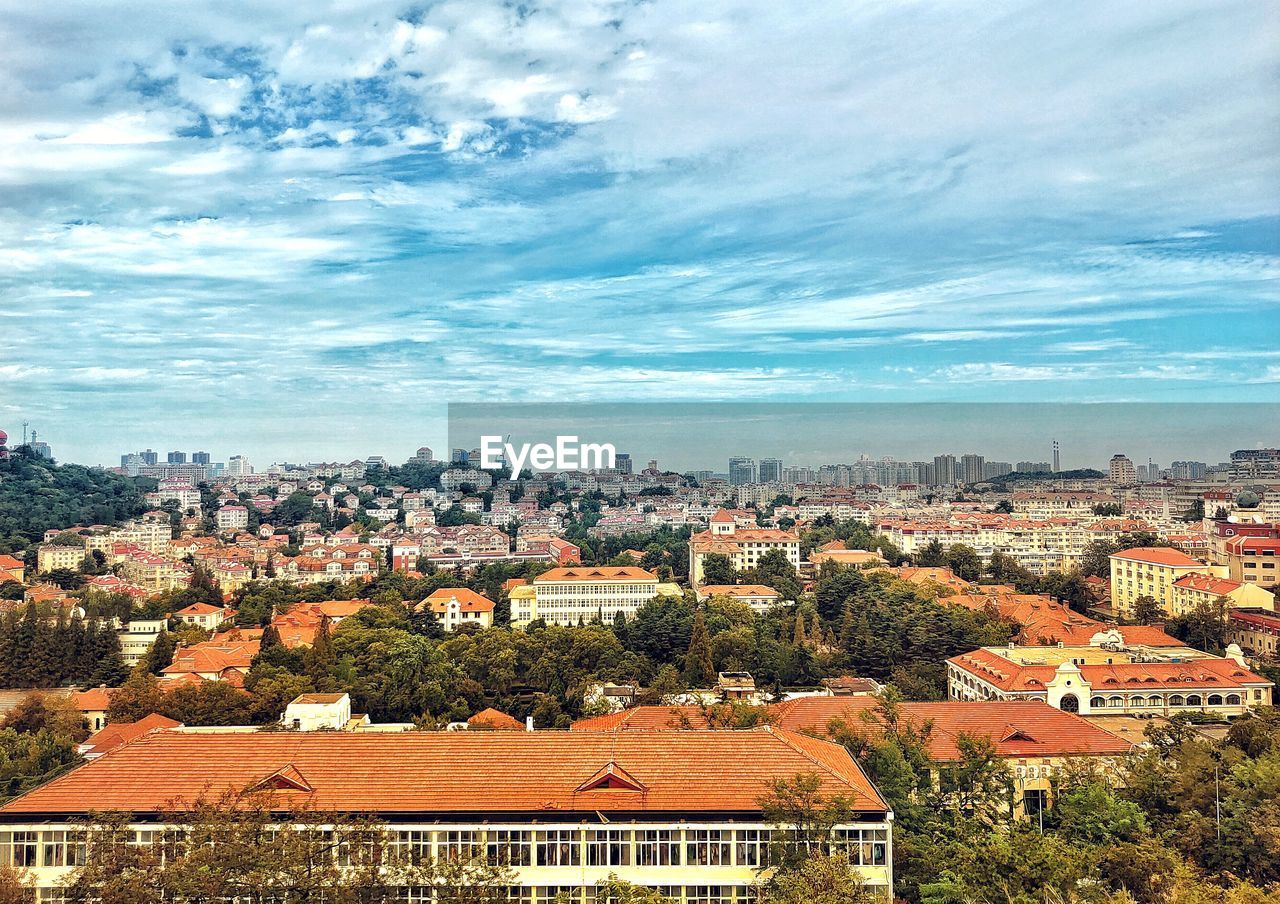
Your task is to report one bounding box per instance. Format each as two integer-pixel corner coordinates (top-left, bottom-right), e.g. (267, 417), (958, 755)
(509, 566), (683, 627)
(0, 729), (894, 900)
(947, 639), (1273, 717)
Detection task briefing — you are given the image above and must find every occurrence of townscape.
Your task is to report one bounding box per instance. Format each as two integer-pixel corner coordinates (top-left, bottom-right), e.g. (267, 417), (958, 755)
(0, 432), (1276, 902)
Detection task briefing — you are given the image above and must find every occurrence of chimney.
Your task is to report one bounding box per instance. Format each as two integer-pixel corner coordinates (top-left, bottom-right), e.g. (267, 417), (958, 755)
(525, 716), (535, 732)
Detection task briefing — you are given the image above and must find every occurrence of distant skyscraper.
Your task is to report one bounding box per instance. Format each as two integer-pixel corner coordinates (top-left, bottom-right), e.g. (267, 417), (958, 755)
(1109, 453), (1137, 484)
(452, 448), (469, 464)
(192, 451), (211, 465)
(728, 457), (756, 486)
(415, 447), (435, 462)
(167, 451), (186, 464)
(226, 455), (253, 477)
(141, 449), (158, 466)
(960, 453), (985, 484)
(615, 453), (633, 474)
(932, 454), (957, 486)
(1052, 440), (1060, 474)
(758, 458), (783, 483)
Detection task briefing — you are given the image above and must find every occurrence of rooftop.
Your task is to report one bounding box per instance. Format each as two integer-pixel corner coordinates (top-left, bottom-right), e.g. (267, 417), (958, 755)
(0, 728), (887, 817)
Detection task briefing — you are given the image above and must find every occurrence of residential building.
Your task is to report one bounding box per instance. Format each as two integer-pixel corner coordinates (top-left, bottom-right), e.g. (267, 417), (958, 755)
(947, 640), (1272, 716)
(693, 584), (781, 611)
(174, 602), (236, 631)
(1170, 573), (1274, 615)
(116, 619), (167, 667)
(421, 588), (496, 632)
(0, 729), (895, 899)
(36, 544), (85, 574)
(1222, 535), (1280, 587)
(509, 567), (681, 628)
(1108, 454), (1137, 484)
(216, 505), (249, 533)
(1108, 547), (1211, 617)
(1227, 609), (1280, 657)
(0, 554), (24, 585)
(1229, 448), (1280, 481)
(727, 457), (755, 486)
(688, 511), (801, 586)
(757, 458), (783, 484)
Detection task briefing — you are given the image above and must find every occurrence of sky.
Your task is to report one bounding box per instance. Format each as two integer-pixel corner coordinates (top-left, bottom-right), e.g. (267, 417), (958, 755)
(0, 0), (1277, 467)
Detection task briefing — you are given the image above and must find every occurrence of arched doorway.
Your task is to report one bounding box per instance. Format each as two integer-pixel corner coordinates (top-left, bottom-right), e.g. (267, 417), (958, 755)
(1060, 693), (1079, 713)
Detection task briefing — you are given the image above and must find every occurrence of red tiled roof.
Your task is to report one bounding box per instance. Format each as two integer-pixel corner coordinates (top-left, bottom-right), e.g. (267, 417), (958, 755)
(70, 687), (114, 712)
(572, 700), (1132, 761)
(535, 567), (657, 582)
(950, 647), (1271, 692)
(466, 708), (524, 731)
(1172, 573), (1245, 596)
(0, 729), (887, 816)
(80, 713), (181, 758)
(424, 588), (496, 614)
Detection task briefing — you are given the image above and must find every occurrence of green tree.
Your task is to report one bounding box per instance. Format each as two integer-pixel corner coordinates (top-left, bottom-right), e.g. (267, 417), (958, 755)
(683, 607), (716, 687)
(699, 553), (736, 586)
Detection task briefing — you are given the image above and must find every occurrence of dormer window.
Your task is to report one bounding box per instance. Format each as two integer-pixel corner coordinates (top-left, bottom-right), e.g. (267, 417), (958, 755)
(575, 761), (646, 793)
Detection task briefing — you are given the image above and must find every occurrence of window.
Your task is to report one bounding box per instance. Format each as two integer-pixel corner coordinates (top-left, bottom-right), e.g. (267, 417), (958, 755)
(1022, 789), (1048, 818)
(636, 829), (680, 866)
(1226, 694), (1242, 706)
(440, 830), (479, 862)
(536, 830), (580, 867)
(687, 887), (732, 904)
(834, 828), (888, 866)
(11, 832), (37, 868)
(394, 889), (434, 903)
(535, 887), (581, 904)
(390, 830), (432, 865)
(687, 829), (731, 866)
(1208, 694), (1224, 706)
(488, 830), (532, 866)
(587, 829), (631, 867)
(42, 830), (87, 868)
(735, 829), (770, 867)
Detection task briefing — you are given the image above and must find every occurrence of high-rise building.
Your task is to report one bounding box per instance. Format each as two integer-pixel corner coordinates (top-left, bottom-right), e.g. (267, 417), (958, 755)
(167, 451), (187, 464)
(728, 457), (756, 486)
(932, 454), (957, 486)
(141, 449), (158, 466)
(758, 458), (783, 483)
(226, 455), (253, 477)
(1109, 454), (1137, 484)
(1170, 460), (1207, 480)
(960, 453), (985, 485)
(1052, 440), (1060, 474)
(983, 461), (1012, 479)
(192, 451), (211, 465)
(1230, 449), (1280, 481)
(615, 453), (633, 474)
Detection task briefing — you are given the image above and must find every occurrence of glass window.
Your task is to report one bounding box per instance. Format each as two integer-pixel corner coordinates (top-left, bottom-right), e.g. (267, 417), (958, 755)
(687, 829), (730, 866)
(536, 830), (581, 867)
(12, 832), (37, 868)
(587, 829), (631, 867)
(440, 830), (479, 861)
(391, 830), (432, 865)
(734, 829), (770, 867)
(636, 829), (679, 866)
(488, 830), (532, 866)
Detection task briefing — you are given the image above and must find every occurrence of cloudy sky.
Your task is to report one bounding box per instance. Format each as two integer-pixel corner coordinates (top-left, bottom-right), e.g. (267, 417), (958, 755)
(1, 1), (1277, 465)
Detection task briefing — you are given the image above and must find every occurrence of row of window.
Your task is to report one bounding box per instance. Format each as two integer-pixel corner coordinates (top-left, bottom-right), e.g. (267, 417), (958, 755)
(1, 827), (890, 872)
(1088, 693), (1243, 708)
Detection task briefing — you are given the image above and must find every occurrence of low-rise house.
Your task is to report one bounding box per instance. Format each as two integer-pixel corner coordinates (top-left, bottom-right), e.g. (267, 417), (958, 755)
(421, 588), (495, 632)
(1227, 608), (1280, 657)
(173, 603), (236, 631)
(78, 713), (181, 760)
(694, 584), (781, 610)
(1171, 572), (1275, 613)
(161, 639), (260, 683)
(281, 693), (368, 731)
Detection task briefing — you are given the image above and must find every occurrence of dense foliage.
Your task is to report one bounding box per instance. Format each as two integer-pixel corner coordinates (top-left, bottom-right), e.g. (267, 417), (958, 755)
(0, 603), (127, 688)
(0, 449), (149, 551)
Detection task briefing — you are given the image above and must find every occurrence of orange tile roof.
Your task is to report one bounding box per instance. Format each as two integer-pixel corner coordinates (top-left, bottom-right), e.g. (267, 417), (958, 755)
(1172, 573), (1245, 596)
(70, 687), (114, 712)
(573, 700), (1132, 761)
(466, 708), (525, 731)
(424, 588), (496, 613)
(950, 647), (1271, 693)
(80, 713), (181, 758)
(1109, 547), (1202, 567)
(698, 584), (780, 597)
(534, 566), (657, 582)
(0, 728), (887, 816)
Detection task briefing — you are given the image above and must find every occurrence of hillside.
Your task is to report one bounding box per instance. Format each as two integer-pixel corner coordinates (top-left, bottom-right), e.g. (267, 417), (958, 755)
(0, 449), (149, 545)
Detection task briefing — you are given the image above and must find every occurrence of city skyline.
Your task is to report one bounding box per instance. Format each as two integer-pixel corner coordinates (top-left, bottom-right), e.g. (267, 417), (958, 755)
(1, 2), (1277, 455)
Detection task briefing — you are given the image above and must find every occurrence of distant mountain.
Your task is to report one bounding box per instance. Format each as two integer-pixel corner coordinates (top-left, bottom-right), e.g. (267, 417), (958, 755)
(0, 449), (149, 543)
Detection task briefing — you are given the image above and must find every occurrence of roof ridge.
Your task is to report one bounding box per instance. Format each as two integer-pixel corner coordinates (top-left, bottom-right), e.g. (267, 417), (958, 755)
(766, 726), (858, 792)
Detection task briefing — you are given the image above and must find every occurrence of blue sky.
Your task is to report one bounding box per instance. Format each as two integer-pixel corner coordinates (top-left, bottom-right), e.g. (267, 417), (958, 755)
(0, 1), (1277, 465)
